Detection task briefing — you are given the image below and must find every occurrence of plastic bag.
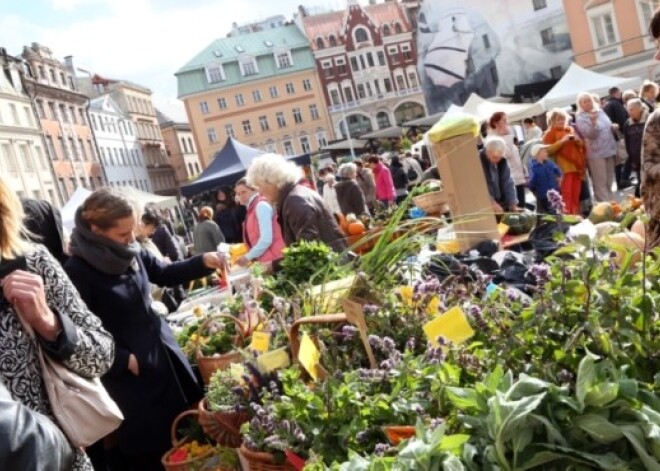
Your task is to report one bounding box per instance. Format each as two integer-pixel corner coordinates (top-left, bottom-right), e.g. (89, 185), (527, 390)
(427, 113), (480, 144)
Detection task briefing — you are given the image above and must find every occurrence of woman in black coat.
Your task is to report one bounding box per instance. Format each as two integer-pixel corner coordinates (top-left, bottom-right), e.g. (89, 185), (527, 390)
(390, 155), (409, 204)
(64, 189), (226, 471)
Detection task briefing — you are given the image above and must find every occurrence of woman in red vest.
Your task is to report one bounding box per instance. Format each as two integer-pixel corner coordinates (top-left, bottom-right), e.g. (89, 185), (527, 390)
(234, 178), (285, 265)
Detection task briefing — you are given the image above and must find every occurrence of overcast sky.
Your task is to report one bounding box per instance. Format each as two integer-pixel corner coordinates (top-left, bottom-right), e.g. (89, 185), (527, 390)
(2, 0), (355, 110)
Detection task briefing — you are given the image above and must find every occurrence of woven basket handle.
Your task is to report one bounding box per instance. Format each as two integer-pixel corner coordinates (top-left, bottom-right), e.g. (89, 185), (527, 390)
(199, 400), (243, 437)
(288, 313), (347, 360)
(170, 410), (199, 447)
(194, 313), (247, 358)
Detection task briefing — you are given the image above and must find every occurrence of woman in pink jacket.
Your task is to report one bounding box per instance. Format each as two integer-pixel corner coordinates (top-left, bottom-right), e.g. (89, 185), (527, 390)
(367, 155), (396, 206)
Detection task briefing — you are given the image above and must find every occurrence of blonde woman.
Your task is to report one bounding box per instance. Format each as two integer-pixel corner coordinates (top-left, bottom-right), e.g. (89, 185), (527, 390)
(542, 108), (586, 214)
(0, 175), (114, 471)
(640, 80), (659, 113)
(574, 92), (617, 203)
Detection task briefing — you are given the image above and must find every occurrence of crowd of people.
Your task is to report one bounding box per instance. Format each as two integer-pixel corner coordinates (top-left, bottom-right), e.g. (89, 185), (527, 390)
(4, 9), (660, 471)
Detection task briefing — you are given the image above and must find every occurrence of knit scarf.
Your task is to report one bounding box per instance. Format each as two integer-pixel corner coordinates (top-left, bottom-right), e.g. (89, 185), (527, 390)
(69, 208), (141, 275)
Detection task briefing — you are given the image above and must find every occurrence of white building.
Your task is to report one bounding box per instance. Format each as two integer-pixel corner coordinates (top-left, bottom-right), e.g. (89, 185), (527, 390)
(0, 53), (59, 205)
(88, 94), (151, 192)
(228, 15), (287, 37)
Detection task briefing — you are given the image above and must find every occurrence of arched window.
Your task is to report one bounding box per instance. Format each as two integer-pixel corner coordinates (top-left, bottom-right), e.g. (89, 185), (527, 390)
(329, 35), (337, 47)
(316, 37), (324, 49)
(394, 22), (403, 34)
(382, 24), (391, 36)
(376, 111), (391, 129)
(355, 27), (368, 43)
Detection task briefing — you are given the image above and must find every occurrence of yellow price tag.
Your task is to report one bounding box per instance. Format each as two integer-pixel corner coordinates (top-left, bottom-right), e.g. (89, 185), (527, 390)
(298, 333), (321, 381)
(257, 348), (291, 373)
(423, 306), (475, 347)
(498, 223), (509, 237)
(230, 363), (246, 383)
(250, 331), (271, 353)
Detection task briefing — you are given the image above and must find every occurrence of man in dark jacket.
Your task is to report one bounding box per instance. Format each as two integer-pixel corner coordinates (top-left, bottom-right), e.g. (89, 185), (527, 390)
(480, 136), (519, 213)
(0, 379), (73, 471)
(603, 87), (630, 189)
(623, 98), (648, 197)
(335, 162), (368, 216)
(21, 198), (67, 264)
(151, 219), (181, 261)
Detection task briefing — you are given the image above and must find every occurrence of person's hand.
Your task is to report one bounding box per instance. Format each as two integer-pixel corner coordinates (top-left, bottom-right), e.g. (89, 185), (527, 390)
(202, 252), (228, 270)
(510, 205), (522, 212)
(127, 354), (139, 376)
(612, 123), (620, 131)
(1, 270), (60, 341)
(492, 201), (504, 214)
(236, 256), (250, 267)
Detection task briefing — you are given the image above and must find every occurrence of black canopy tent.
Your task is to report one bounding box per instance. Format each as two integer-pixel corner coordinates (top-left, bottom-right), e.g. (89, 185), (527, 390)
(181, 137), (311, 197)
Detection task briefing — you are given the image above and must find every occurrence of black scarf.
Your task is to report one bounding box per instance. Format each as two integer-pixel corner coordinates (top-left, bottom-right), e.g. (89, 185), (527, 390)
(69, 208), (141, 275)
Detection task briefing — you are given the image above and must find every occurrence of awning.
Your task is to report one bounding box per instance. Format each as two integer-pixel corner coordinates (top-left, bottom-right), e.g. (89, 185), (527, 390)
(361, 126), (404, 139)
(322, 139), (368, 151)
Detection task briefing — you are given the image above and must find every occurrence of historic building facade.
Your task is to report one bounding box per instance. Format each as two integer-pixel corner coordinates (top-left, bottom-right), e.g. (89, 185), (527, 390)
(564, 0), (660, 81)
(88, 94), (151, 192)
(176, 24), (334, 168)
(0, 50), (59, 205)
(157, 108), (203, 188)
(21, 43), (104, 203)
(298, 0), (427, 138)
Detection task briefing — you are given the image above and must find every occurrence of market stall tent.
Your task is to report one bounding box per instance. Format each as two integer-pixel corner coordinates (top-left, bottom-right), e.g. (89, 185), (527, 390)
(462, 93), (544, 122)
(181, 137), (311, 197)
(61, 187), (92, 235)
(540, 62), (642, 110)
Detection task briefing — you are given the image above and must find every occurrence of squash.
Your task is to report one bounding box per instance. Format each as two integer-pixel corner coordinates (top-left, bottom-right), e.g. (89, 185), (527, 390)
(347, 220), (366, 235)
(589, 202), (614, 224)
(502, 212), (536, 235)
(631, 219), (646, 241)
(603, 231), (645, 266)
(335, 213), (348, 234)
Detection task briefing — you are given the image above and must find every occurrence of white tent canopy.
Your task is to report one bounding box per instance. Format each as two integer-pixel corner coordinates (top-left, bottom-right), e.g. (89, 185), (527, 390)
(462, 93), (544, 122)
(61, 186), (179, 235)
(540, 62), (642, 110)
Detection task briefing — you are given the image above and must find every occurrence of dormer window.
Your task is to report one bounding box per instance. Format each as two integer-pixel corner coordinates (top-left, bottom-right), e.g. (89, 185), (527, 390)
(355, 27), (369, 43)
(235, 45), (245, 53)
(329, 35), (337, 47)
(382, 24), (391, 36)
(394, 22), (403, 34)
(316, 37), (325, 49)
(275, 50), (293, 68)
(239, 56), (259, 76)
(205, 63), (225, 83)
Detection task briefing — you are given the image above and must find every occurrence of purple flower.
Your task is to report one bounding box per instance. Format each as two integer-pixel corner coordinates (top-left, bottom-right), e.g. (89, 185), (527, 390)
(557, 369), (573, 384)
(405, 337), (416, 352)
(340, 325), (358, 341)
(469, 305), (488, 330)
(374, 443), (389, 456)
(529, 263), (551, 286)
(547, 189), (565, 214)
(506, 288), (520, 302)
(363, 304), (379, 315)
(429, 417), (443, 430)
(356, 431), (369, 444)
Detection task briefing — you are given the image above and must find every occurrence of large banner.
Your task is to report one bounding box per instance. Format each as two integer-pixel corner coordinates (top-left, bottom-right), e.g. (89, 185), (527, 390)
(417, 0), (573, 113)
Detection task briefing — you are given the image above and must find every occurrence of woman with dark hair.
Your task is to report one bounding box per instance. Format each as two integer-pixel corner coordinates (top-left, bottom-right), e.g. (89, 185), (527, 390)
(214, 189), (243, 243)
(367, 155), (396, 207)
(389, 155), (409, 204)
(64, 188), (226, 470)
(641, 7), (660, 249)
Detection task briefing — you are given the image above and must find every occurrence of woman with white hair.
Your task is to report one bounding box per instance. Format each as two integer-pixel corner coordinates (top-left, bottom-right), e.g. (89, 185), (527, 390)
(480, 136), (519, 213)
(574, 92), (617, 203)
(246, 154), (347, 253)
(322, 173), (342, 215)
(335, 162), (368, 216)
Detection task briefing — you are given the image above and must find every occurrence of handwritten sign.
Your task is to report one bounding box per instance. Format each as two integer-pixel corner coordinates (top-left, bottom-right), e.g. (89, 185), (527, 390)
(342, 299), (377, 369)
(250, 331), (271, 353)
(423, 306), (475, 347)
(257, 348), (291, 373)
(298, 333), (321, 381)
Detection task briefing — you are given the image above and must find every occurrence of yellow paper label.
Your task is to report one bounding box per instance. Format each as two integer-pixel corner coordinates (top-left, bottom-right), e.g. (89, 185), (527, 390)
(230, 363), (246, 383)
(250, 331), (271, 353)
(423, 306), (475, 347)
(498, 223), (509, 237)
(298, 333), (321, 381)
(257, 348), (291, 373)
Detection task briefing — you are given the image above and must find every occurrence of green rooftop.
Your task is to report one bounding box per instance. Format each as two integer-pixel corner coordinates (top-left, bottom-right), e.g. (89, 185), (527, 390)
(175, 24), (316, 98)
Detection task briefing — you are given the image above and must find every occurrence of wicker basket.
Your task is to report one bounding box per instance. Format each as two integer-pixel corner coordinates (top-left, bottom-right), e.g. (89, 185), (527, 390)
(198, 398), (249, 448)
(196, 314), (246, 385)
(162, 410), (215, 471)
(412, 179), (448, 215)
(238, 445), (298, 471)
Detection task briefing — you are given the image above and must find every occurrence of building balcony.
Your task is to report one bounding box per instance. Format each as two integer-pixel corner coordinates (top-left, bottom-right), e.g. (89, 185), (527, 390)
(327, 87), (422, 113)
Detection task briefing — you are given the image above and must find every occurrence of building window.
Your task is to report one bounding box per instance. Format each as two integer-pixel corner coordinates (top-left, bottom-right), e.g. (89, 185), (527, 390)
(269, 85), (278, 98)
(19, 146), (34, 172)
(309, 104), (320, 120)
(9, 104), (19, 125)
(68, 106), (77, 124)
(38, 65), (46, 79)
(59, 104), (68, 123)
(367, 52), (375, 67)
(377, 51), (386, 66)
(217, 97), (227, 109)
(46, 135), (56, 159)
(641, 1), (660, 30)
(591, 13), (617, 47)
(69, 138), (79, 160)
(200, 101), (210, 114)
(302, 79), (312, 91)
(396, 75), (405, 90)
(276, 52), (292, 68)
(259, 115), (269, 131)
(316, 130), (327, 148)
(300, 136), (310, 153)
(316, 37), (324, 49)
(355, 27), (369, 43)
(540, 27), (555, 46)
(550, 66), (563, 79)
(48, 102), (56, 120)
(276, 112), (286, 128)
(401, 44), (412, 61)
(225, 123), (235, 138)
(330, 89), (341, 105)
(408, 72), (419, 88)
(242, 60), (258, 76)
(206, 64), (225, 83)
(242, 120), (252, 134)
(207, 127), (218, 143)
(344, 87), (354, 102)
(383, 24), (391, 36)
(532, 0), (547, 11)
(23, 107), (34, 127)
(350, 57), (359, 72)
(285, 82), (295, 95)
(283, 140), (294, 155)
(357, 84), (366, 99)
(79, 138), (87, 160)
(252, 90), (262, 102)
(36, 100), (45, 119)
(292, 108), (303, 124)
(337, 61), (347, 74)
(388, 46), (399, 63)
(394, 22), (403, 34)
(235, 93), (245, 106)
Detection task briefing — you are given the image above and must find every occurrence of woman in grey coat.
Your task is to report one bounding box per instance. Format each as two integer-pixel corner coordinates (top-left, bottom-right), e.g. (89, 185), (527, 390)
(193, 206), (225, 254)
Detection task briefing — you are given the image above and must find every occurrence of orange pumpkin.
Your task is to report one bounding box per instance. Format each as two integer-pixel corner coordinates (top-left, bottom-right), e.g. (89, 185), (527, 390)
(347, 221), (366, 235)
(383, 426), (416, 445)
(335, 213), (348, 234)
